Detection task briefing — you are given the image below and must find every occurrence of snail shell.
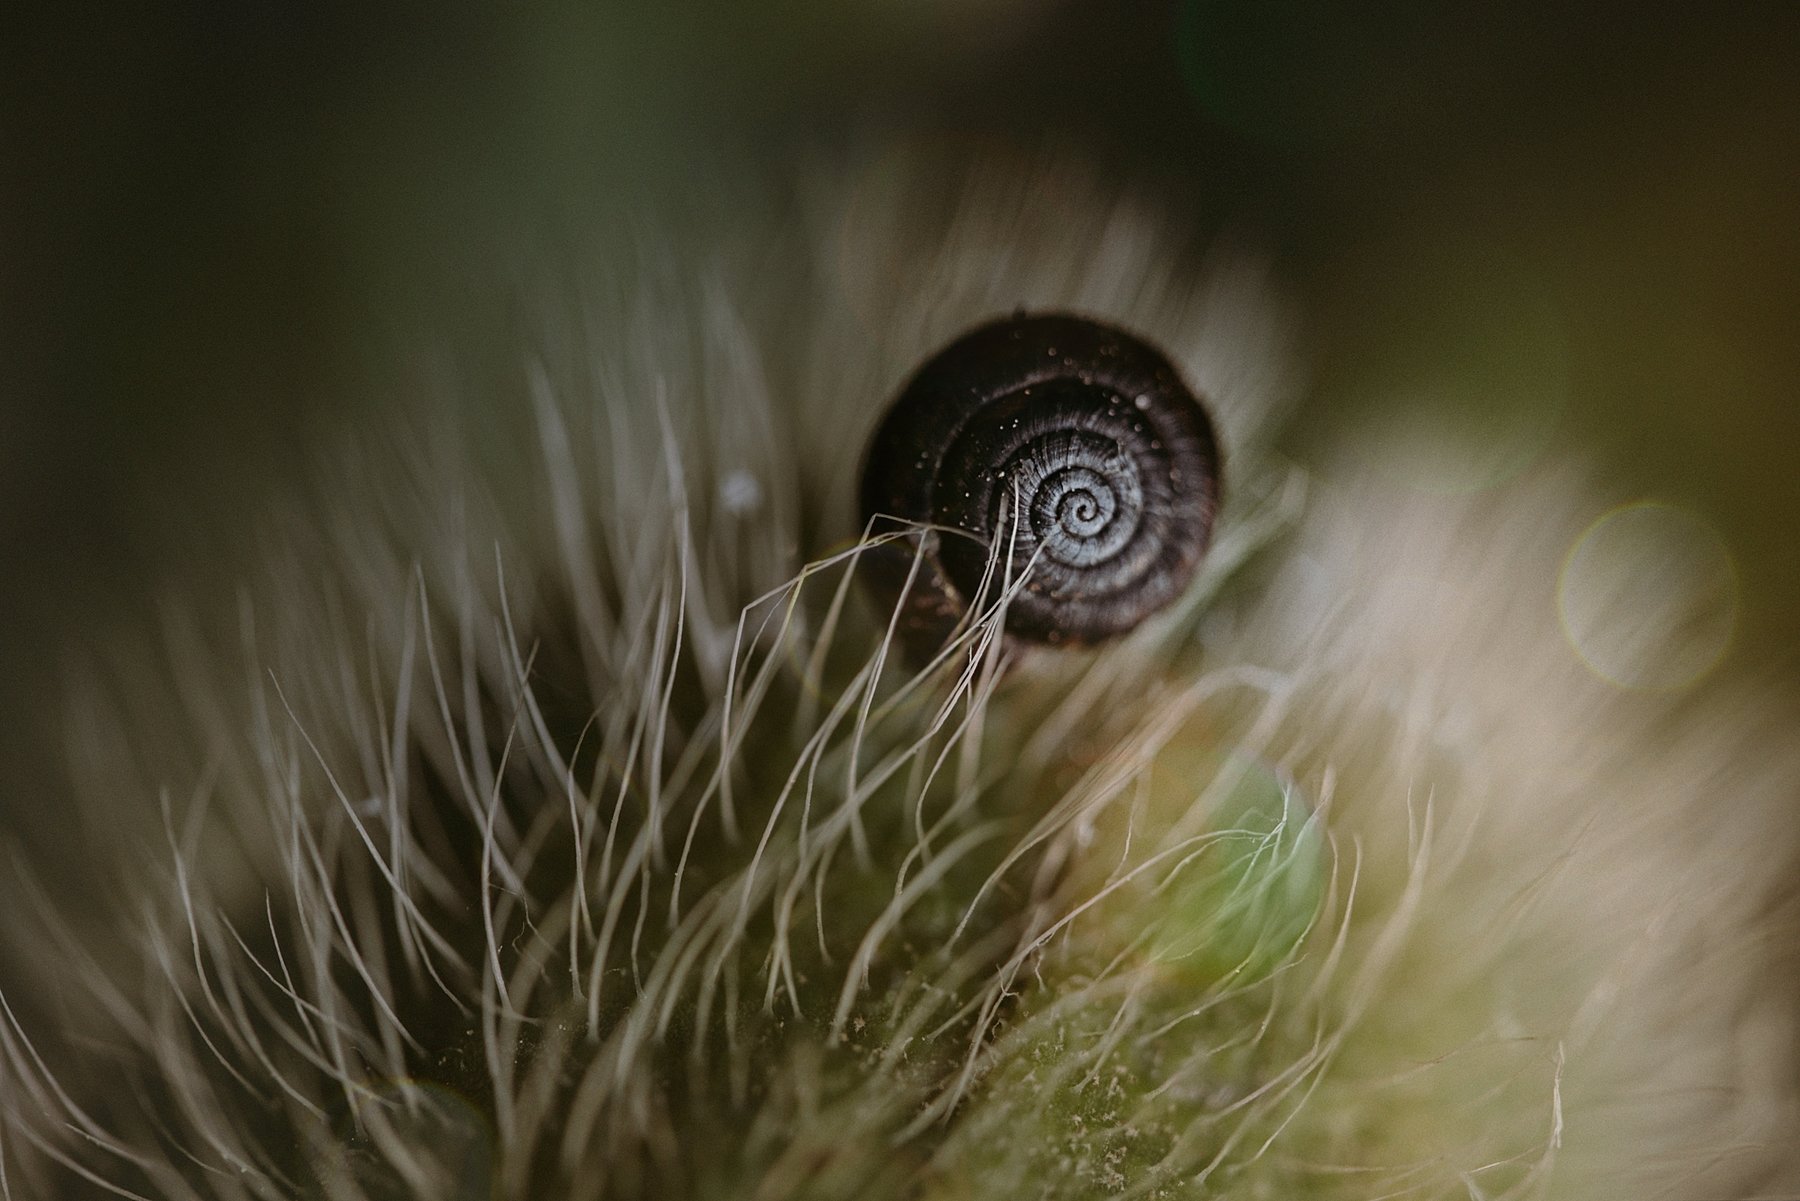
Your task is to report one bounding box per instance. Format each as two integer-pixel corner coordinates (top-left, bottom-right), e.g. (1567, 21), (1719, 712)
(859, 313), (1222, 654)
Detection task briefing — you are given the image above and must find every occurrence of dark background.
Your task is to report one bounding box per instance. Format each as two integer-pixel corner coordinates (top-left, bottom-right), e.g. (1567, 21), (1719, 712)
(4, 1), (1799, 869)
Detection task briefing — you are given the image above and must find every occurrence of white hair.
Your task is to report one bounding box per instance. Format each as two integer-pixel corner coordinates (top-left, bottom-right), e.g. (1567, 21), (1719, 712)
(2, 150), (1796, 1201)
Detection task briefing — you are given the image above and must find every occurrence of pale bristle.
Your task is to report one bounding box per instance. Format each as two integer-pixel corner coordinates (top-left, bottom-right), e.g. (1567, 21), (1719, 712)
(2, 152), (1795, 1201)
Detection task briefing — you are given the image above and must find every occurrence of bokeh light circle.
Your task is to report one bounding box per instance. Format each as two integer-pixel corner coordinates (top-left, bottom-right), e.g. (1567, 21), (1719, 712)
(1557, 501), (1738, 692)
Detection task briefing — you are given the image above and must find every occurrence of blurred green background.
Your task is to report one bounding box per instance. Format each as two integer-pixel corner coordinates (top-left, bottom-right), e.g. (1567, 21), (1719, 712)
(4, 1), (1798, 867)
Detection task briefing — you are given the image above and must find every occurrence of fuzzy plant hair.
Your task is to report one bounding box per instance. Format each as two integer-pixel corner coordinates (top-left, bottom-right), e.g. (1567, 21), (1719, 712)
(2, 152), (1798, 1201)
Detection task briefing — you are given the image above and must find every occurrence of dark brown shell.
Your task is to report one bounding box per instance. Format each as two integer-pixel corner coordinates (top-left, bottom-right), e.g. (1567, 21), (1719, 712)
(858, 313), (1221, 656)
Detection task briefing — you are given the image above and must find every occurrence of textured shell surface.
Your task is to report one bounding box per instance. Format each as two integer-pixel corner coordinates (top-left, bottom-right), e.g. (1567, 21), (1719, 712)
(858, 311), (1223, 654)
(2, 148), (1798, 1201)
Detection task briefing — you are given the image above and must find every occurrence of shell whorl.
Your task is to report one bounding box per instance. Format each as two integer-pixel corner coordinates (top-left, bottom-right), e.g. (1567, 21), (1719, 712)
(859, 313), (1221, 651)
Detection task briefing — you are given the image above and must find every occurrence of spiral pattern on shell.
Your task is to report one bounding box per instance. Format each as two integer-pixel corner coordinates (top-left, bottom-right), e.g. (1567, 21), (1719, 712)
(860, 313), (1222, 651)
